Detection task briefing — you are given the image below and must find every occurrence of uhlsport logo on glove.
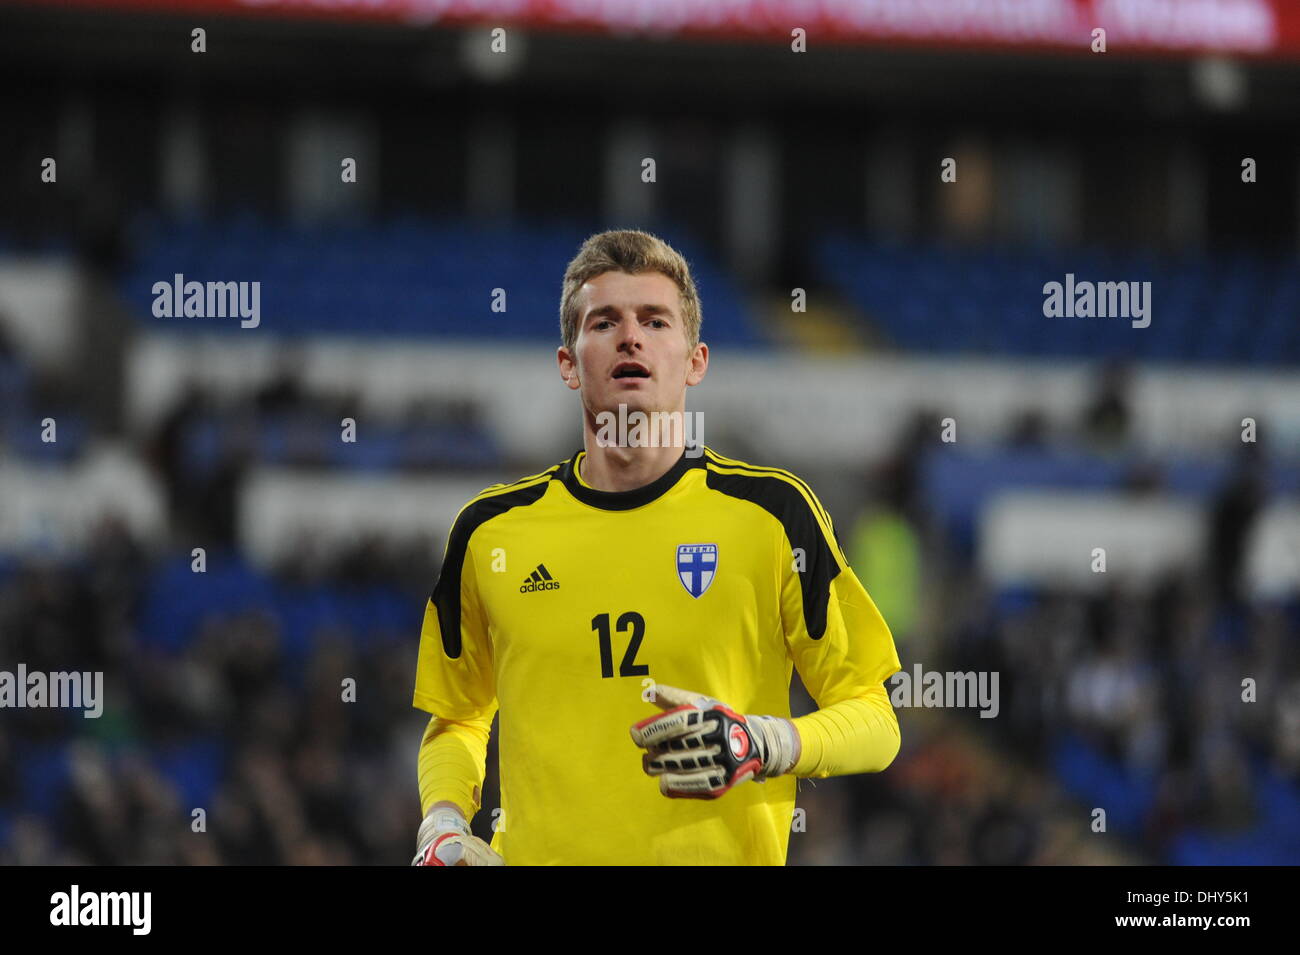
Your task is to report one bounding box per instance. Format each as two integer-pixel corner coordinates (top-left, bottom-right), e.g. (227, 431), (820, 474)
(630, 684), (798, 799)
(728, 723), (751, 760)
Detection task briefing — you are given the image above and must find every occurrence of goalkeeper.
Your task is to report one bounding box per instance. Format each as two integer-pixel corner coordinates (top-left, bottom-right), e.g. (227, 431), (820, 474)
(411, 229), (902, 866)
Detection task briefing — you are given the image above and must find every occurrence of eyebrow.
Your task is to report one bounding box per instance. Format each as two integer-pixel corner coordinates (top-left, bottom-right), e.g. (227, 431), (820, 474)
(585, 303), (676, 321)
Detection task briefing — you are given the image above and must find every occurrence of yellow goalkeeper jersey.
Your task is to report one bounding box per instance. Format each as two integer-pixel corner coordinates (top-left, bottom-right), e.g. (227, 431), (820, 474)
(412, 445), (901, 865)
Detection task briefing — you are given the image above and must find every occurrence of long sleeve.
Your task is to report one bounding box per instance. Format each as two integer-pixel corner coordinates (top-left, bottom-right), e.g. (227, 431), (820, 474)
(791, 683), (900, 777)
(417, 707), (497, 818)
(413, 494), (499, 820)
(777, 482), (903, 780)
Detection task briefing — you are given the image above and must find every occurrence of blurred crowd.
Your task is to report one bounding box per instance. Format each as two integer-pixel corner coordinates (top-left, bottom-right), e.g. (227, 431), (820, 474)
(810, 391), (1300, 866)
(0, 519), (431, 865)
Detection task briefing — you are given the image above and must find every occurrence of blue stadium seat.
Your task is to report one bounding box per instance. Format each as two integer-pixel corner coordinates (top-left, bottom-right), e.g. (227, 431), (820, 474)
(120, 216), (770, 346)
(152, 738), (226, 810)
(1051, 732), (1157, 836)
(17, 743), (72, 816)
(815, 232), (1300, 364)
(139, 552), (277, 653)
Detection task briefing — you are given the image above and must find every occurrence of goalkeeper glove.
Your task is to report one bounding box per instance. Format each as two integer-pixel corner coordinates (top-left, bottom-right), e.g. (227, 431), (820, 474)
(411, 807), (504, 866)
(629, 684), (799, 799)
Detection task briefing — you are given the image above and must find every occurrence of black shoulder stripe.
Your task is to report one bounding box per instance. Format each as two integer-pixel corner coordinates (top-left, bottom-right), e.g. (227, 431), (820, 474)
(431, 479), (552, 659)
(483, 463), (562, 494)
(702, 449), (836, 541)
(704, 467), (840, 639)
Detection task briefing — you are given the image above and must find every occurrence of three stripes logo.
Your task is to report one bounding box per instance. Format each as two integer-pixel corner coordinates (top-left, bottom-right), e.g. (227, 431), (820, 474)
(520, 563), (560, 594)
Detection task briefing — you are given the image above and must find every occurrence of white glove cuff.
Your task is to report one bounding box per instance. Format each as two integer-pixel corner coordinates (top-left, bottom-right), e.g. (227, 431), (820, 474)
(750, 715), (799, 779)
(418, 807), (471, 850)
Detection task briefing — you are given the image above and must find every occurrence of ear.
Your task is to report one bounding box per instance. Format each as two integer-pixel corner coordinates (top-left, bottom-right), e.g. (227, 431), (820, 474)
(557, 345), (581, 390)
(685, 341), (708, 387)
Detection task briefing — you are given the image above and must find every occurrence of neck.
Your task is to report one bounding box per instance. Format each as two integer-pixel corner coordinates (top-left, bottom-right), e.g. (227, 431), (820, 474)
(579, 407), (688, 492)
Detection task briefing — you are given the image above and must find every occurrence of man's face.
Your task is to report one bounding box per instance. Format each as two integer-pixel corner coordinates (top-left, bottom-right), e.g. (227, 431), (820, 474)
(557, 270), (707, 418)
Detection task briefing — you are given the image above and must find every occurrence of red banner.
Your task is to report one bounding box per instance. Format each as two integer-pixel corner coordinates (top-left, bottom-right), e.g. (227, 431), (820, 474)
(25, 0), (1300, 59)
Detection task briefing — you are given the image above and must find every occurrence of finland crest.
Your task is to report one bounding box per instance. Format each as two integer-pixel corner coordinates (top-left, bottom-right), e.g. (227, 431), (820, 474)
(676, 543), (717, 598)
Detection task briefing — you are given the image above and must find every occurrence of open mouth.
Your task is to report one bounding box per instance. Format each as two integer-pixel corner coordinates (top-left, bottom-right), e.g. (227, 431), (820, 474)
(612, 362), (651, 380)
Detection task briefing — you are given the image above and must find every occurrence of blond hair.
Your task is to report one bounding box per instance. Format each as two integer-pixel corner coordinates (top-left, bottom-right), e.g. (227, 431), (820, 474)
(559, 229), (702, 352)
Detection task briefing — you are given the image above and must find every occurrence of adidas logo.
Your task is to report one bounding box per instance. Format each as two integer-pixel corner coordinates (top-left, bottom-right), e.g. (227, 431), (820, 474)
(519, 563), (560, 593)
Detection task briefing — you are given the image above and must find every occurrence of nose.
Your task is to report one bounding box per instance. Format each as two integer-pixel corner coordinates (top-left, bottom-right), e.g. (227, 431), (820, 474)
(617, 315), (645, 353)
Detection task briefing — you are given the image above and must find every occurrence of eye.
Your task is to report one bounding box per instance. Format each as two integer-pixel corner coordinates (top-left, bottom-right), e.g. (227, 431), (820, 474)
(649, 318), (668, 328)
(593, 319), (613, 330)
